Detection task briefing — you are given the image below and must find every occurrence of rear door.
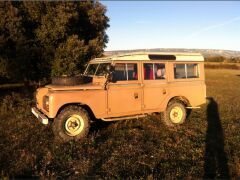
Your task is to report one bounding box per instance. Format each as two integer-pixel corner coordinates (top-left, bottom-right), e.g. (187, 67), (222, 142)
(142, 62), (168, 110)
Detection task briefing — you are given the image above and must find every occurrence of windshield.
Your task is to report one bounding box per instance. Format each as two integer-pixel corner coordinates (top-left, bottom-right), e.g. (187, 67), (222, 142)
(84, 64), (98, 76)
(84, 63), (110, 76)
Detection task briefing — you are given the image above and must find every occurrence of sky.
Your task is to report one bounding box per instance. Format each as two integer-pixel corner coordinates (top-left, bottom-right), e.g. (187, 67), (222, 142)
(101, 1), (240, 51)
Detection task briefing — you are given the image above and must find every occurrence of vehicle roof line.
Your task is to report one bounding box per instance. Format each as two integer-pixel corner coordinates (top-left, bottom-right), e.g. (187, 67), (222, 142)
(91, 51), (204, 62)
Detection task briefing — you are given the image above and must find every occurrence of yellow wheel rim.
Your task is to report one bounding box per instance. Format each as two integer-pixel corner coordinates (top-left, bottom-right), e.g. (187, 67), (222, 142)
(64, 114), (84, 136)
(170, 106), (183, 124)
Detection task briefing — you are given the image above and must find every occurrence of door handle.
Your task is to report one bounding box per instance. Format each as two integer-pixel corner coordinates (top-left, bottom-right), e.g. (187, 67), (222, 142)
(162, 89), (167, 94)
(134, 92), (139, 99)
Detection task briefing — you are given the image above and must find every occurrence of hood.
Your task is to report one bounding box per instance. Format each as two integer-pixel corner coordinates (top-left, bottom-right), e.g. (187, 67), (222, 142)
(46, 83), (104, 91)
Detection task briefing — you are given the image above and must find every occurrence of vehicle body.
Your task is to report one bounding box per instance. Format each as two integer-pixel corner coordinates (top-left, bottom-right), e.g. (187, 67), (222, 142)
(32, 52), (206, 142)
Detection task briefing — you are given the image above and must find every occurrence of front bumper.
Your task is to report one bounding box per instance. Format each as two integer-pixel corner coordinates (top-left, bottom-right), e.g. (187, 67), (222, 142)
(31, 107), (49, 125)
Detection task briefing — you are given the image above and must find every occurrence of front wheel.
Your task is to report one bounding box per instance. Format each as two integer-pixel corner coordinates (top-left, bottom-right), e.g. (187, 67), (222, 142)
(161, 101), (187, 127)
(53, 105), (90, 143)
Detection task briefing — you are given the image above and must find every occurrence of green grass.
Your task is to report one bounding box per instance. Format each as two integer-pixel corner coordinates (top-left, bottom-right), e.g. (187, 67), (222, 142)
(0, 69), (240, 178)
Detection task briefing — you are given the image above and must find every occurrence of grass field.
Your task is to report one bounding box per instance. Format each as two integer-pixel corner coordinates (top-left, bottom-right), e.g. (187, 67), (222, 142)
(0, 69), (240, 178)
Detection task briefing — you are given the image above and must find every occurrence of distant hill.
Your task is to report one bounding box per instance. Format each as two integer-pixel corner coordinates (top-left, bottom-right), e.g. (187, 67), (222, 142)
(104, 48), (240, 63)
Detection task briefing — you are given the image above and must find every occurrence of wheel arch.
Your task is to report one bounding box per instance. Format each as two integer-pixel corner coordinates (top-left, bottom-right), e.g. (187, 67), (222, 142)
(167, 96), (191, 107)
(56, 103), (96, 121)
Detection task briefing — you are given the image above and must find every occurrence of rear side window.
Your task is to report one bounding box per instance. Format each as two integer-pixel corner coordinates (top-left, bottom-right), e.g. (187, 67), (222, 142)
(114, 63), (138, 81)
(144, 63), (166, 80)
(187, 64), (199, 78)
(174, 63), (199, 79)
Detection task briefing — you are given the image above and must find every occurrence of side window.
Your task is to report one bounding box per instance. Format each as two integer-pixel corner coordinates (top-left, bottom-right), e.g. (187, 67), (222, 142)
(144, 64), (154, 80)
(114, 63), (138, 81)
(114, 63), (127, 81)
(127, 63), (138, 80)
(174, 63), (199, 79)
(144, 63), (165, 80)
(155, 63), (166, 79)
(187, 64), (199, 78)
(174, 64), (186, 79)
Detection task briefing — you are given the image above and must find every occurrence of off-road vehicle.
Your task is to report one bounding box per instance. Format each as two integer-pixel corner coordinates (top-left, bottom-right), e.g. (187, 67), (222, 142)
(32, 52), (206, 142)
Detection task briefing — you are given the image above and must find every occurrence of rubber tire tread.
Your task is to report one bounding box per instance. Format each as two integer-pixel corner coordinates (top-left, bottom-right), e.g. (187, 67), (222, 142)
(161, 100), (187, 127)
(52, 76), (83, 86)
(53, 105), (90, 143)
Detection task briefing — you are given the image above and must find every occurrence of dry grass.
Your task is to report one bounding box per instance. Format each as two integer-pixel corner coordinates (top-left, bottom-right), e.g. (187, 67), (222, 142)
(205, 62), (240, 70)
(0, 69), (240, 178)
(0, 83), (24, 89)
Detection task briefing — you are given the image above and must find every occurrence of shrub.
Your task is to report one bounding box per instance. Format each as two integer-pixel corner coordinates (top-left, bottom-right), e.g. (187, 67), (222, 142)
(0, 92), (33, 116)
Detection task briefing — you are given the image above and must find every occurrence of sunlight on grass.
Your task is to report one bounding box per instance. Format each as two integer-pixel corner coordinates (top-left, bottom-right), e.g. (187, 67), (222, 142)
(0, 69), (240, 178)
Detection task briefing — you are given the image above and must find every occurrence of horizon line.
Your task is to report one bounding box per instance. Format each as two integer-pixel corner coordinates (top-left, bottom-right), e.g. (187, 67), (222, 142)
(104, 47), (240, 53)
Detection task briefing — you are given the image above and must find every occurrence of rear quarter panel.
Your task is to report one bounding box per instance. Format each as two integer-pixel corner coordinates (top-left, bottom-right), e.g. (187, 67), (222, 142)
(162, 62), (206, 109)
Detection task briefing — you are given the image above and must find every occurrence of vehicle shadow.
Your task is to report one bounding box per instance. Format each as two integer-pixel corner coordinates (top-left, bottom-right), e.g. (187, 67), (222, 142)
(89, 119), (113, 135)
(204, 97), (229, 178)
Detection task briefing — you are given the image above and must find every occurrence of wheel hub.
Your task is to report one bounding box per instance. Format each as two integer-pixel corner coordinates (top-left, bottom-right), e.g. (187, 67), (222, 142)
(170, 106), (183, 123)
(65, 114), (84, 136)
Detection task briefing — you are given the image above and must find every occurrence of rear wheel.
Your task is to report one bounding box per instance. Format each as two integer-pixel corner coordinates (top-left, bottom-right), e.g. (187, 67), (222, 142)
(53, 105), (90, 143)
(161, 101), (186, 127)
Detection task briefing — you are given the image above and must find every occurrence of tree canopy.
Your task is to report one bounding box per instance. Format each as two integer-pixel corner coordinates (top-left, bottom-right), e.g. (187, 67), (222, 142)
(0, 1), (109, 82)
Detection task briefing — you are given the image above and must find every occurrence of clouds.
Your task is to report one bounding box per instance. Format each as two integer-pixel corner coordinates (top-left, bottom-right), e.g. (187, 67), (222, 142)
(187, 16), (240, 39)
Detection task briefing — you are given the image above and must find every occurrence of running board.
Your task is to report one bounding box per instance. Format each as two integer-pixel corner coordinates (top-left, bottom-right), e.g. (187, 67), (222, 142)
(186, 106), (200, 109)
(102, 114), (147, 121)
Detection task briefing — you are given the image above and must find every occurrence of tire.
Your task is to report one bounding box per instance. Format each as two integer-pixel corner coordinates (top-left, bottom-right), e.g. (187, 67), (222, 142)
(52, 76), (88, 86)
(53, 105), (90, 143)
(161, 100), (187, 127)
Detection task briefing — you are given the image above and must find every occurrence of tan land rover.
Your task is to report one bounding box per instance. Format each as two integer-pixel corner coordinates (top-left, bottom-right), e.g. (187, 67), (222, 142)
(32, 52), (206, 142)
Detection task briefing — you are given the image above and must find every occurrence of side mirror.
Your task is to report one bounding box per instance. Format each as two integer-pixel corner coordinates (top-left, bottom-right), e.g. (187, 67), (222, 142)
(106, 64), (114, 74)
(104, 65), (116, 89)
(106, 64), (114, 81)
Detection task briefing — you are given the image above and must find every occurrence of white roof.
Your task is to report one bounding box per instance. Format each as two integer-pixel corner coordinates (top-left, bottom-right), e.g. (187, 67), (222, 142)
(90, 52), (204, 63)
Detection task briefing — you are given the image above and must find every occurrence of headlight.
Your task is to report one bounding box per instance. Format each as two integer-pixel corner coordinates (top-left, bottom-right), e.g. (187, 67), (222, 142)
(43, 96), (49, 111)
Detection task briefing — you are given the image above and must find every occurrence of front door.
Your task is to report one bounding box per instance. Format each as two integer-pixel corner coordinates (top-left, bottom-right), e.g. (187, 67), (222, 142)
(107, 63), (142, 116)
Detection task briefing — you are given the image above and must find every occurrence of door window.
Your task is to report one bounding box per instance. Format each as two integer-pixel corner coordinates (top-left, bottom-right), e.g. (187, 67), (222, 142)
(114, 63), (138, 81)
(144, 63), (166, 80)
